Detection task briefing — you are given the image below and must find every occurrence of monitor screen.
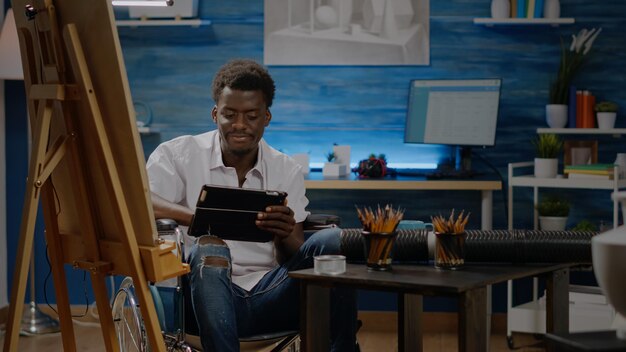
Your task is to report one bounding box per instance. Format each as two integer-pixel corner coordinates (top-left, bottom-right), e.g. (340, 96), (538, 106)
(404, 79), (501, 147)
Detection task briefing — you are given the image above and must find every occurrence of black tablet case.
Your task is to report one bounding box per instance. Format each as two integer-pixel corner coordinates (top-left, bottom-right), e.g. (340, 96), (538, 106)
(188, 185), (287, 242)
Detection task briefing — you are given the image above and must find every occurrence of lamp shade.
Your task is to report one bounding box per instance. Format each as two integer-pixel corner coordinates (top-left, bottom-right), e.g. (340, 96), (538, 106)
(0, 8), (24, 80)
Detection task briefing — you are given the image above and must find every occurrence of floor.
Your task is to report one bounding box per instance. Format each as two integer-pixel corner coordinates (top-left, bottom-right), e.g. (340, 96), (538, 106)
(0, 308), (548, 351)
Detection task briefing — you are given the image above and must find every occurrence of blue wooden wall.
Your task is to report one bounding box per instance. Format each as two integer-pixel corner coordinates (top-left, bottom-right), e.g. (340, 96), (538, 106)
(5, 0), (626, 311)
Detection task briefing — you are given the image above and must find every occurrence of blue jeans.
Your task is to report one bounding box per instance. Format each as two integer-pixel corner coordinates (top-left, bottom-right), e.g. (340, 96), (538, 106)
(187, 228), (358, 352)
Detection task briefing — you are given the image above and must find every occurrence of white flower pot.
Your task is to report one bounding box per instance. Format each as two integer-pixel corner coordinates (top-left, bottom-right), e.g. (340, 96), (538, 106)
(597, 112), (617, 130)
(490, 0), (510, 19)
(323, 163), (348, 177)
(543, 0), (560, 19)
(539, 216), (568, 231)
(534, 158), (558, 178)
(546, 104), (568, 128)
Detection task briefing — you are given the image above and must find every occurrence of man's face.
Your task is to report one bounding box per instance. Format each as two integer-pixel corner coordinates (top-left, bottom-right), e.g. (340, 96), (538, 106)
(212, 87), (271, 157)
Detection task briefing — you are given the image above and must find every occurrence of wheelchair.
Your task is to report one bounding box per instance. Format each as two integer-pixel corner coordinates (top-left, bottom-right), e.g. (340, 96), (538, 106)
(112, 215), (340, 352)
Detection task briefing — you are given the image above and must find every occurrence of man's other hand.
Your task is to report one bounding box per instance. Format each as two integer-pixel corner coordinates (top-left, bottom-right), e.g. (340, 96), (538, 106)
(256, 205), (295, 240)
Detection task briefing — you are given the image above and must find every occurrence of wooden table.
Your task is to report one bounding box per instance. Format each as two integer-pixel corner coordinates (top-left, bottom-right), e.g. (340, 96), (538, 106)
(304, 173), (501, 230)
(290, 263), (571, 352)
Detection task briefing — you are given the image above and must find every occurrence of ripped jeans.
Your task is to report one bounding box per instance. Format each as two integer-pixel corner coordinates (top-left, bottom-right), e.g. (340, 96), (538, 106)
(186, 227), (358, 352)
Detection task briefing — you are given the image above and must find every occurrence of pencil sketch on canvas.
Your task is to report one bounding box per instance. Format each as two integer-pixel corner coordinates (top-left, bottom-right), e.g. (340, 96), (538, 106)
(264, 0), (430, 66)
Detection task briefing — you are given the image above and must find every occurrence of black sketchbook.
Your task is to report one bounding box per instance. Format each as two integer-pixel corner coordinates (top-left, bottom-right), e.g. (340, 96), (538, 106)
(188, 185), (287, 242)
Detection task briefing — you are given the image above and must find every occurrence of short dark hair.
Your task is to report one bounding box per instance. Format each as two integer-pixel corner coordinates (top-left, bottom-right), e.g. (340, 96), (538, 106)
(211, 59), (276, 108)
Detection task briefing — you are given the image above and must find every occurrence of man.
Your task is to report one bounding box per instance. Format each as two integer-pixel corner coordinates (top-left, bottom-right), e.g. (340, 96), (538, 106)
(146, 59), (357, 352)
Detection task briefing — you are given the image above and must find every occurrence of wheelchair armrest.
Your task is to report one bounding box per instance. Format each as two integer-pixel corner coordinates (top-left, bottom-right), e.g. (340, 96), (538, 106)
(303, 213), (341, 232)
(156, 218), (178, 231)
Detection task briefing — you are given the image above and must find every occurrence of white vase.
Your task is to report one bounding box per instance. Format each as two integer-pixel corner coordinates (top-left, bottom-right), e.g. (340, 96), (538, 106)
(546, 104), (568, 128)
(534, 157), (558, 178)
(597, 112), (617, 130)
(543, 0), (560, 19)
(592, 221), (626, 340)
(490, 0), (510, 19)
(615, 153), (626, 179)
(539, 216), (568, 231)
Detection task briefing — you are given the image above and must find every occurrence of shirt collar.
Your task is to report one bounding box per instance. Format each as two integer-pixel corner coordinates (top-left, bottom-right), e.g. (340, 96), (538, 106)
(208, 131), (265, 178)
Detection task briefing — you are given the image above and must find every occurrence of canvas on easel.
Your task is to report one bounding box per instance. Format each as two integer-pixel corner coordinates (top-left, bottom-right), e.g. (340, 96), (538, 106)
(4, 0), (189, 351)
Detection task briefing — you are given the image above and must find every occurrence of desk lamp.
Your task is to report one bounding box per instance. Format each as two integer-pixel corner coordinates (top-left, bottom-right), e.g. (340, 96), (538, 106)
(0, 8), (60, 335)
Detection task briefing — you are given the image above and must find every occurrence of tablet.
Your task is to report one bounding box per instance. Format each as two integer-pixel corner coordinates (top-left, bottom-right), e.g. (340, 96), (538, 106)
(187, 185), (288, 242)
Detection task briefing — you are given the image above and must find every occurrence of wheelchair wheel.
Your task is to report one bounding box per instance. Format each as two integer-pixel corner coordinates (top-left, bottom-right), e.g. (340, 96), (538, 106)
(113, 277), (148, 352)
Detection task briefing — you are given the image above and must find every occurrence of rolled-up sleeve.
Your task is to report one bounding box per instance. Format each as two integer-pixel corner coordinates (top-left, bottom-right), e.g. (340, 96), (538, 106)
(146, 145), (184, 203)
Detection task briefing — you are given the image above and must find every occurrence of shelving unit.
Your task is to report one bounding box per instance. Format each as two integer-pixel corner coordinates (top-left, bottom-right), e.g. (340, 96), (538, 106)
(505, 160), (625, 347)
(508, 162), (624, 231)
(537, 128), (626, 136)
(116, 18), (211, 27)
(473, 17), (575, 26)
(505, 127), (626, 347)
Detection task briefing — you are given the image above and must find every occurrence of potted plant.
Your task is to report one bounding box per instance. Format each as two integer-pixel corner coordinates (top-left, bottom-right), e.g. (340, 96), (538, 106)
(546, 28), (602, 128)
(322, 151), (347, 177)
(532, 134), (563, 178)
(536, 195), (570, 231)
(595, 101), (618, 130)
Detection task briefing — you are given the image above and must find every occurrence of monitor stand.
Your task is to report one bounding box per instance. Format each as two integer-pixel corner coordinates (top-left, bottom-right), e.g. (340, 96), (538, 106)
(426, 146), (480, 180)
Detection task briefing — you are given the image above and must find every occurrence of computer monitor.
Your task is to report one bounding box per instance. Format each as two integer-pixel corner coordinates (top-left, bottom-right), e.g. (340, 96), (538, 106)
(404, 78), (501, 174)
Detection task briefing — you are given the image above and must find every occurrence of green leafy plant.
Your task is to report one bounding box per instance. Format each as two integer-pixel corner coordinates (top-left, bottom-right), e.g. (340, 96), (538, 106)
(549, 28), (602, 104)
(570, 219), (597, 231)
(536, 196), (570, 217)
(594, 101), (618, 113)
(325, 151), (336, 162)
(532, 134), (563, 159)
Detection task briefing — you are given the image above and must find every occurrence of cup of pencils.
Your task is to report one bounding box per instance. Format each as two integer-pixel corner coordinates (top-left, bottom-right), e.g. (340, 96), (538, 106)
(356, 205), (404, 271)
(432, 210), (469, 270)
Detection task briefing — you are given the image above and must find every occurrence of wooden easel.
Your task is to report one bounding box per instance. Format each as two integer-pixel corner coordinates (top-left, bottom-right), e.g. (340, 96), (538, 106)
(3, 0), (188, 351)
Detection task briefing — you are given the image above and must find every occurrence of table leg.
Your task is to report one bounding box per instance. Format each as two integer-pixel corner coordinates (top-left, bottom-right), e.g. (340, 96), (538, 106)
(459, 286), (488, 352)
(481, 190), (493, 230)
(300, 283), (330, 352)
(398, 293), (422, 352)
(546, 268), (569, 341)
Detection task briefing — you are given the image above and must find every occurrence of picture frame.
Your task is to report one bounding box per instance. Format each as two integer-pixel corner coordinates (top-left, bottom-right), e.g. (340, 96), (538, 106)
(564, 140), (598, 166)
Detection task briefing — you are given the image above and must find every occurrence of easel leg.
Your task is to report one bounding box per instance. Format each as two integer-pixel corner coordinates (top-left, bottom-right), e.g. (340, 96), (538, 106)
(41, 185), (77, 351)
(91, 272), (119, 352)
(3, 101), (54, 352)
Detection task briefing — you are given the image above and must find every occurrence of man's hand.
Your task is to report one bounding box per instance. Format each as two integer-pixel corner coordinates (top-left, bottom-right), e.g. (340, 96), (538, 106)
(255, 205), (296, 240)
(256, 205), (304, 263)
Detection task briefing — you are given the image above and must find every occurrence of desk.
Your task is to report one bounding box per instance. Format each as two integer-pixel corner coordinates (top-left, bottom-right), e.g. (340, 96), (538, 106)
(290, 263), (571, 352)
(304, 173), (501, 230)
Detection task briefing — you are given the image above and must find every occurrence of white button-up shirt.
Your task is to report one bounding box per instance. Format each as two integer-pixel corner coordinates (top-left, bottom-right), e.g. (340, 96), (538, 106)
(146, 130), (309, 290)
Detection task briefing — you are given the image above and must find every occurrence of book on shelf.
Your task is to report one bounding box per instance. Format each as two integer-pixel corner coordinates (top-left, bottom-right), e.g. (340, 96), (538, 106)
(564, 163), (615, 172)
(575, 90), (583, 128)
(517, 0), (526, 18)
(567, 85), (577, 128)
(534, 0), (544, 18)
(565, 163), (615, 179)
(526, 0), (536, 18)
(566, 172), (612, 180)
(511, 0), (518, 17)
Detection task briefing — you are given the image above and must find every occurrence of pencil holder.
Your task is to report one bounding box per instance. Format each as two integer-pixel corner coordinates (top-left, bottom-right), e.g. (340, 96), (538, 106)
(362, 231), (397, 271)
(434, 232), (466, 270)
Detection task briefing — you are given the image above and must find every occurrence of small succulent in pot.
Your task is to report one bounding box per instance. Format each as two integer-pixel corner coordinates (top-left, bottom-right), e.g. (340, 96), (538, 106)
(532, 134), (563, 159)
(536, 195), (570, 217)
(594, 101), (618, 113)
